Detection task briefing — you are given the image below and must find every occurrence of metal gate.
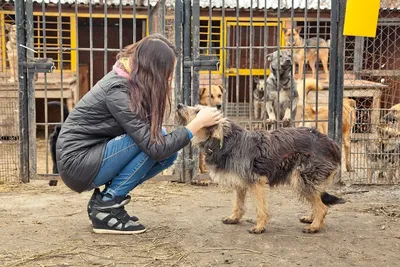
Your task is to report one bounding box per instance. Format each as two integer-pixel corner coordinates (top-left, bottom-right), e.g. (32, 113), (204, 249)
(175, 0), (346, 183)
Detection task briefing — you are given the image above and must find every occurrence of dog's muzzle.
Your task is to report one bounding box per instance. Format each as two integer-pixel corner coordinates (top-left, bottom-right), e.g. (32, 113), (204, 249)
(177, 103), (185, 109)
(216, 104), (222, 110)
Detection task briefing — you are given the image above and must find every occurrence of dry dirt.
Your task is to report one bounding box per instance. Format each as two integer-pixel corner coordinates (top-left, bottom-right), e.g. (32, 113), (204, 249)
(0, 180), (400, 267)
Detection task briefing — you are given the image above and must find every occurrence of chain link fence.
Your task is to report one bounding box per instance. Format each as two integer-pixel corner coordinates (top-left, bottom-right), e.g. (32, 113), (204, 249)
(0, 1), (20, 183)
(342, 8), (400, 185)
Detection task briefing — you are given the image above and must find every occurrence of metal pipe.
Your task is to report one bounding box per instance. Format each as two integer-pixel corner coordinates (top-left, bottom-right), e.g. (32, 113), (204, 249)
(26, 0), (36, 178)
(16, 0), (29, 183)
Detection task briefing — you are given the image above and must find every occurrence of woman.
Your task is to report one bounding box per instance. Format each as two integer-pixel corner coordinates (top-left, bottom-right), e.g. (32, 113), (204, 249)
(56, 34), (222, 234)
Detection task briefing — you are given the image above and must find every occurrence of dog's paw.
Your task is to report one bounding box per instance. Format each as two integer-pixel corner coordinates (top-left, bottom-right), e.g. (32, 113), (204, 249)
(191, 179), (210, 186)
(302, 226), (320, 234)
(299, 216), (313, 224)
(248, 227), (266, 234)
(222, 217), (240, 225)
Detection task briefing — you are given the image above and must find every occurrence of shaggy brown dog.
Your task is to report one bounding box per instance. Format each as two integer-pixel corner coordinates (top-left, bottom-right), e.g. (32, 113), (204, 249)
(176, 104), (344, 234)
(303, 98), (357, 172)
(198, 85), (225, 174)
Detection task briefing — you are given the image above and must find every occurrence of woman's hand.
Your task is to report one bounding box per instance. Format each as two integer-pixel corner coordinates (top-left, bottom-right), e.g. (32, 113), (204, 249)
(194, 107), (223, 127)
(185, 107), (223, 136)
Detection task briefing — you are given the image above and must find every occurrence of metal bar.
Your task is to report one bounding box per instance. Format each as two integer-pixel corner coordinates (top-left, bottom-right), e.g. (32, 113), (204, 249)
(174, 0), (182, 107)
(133, 0), (136, 43)
(192, 0), (200, 180)
(315, 0), (321, 129)
(334, 0), (345, 147)
(31, 45), (331, 51)
(182, 0), (192, 183)
(249, 0), (253, 128)
(148, 0), (152, 33)
(119, 0), (123, 52)
(235, 0), (239, 118)
(207, 0), (212, 106)
(183, 0), (191, 107)
(104, 0), (108, 75)
(89, 0), (93, 88)
(161, 0), (165, 34)
(75, 0), (80, 107)
(290, 0), (295, 125)
(263, 0), (268, 128)
(42, 0), (48, 174)
(276, 0), (281, 128)
(221, 0), (226, 115)
(26, 0), (36, 179)
(58, 1), (64, 123)
(16, 0), (29, 183)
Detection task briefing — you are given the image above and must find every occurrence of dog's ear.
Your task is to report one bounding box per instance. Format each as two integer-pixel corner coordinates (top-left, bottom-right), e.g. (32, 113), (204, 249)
(282, 28), (287, 34)
(210, 123), (224, 144)
(218, 85), (225, 94)
(199, 87), (207, 97)
(266, 53), (272, 62)
(295, 26), (302, 33)
(254, 77), (259, 84)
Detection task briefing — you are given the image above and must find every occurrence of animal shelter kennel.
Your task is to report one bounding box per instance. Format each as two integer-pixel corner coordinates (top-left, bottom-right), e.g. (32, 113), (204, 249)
(0, 0), (400, 185)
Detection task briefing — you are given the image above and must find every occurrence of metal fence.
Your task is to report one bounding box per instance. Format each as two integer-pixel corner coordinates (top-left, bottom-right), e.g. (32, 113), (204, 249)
(0, 0), (20, 183)
(2, 0), (400, 185)
(342, 8), (400, 185)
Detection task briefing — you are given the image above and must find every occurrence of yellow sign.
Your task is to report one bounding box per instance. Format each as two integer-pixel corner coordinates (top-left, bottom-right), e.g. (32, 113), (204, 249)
(343, 0), (380, 38)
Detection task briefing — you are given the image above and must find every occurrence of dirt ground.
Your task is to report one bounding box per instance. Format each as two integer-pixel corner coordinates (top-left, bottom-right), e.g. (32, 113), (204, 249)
(0, 180), (399, 267)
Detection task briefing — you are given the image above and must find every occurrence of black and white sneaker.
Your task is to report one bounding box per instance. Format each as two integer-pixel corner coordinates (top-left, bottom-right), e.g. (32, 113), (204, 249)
(87, 189), (139, 222)
(90, 194), (146, 234)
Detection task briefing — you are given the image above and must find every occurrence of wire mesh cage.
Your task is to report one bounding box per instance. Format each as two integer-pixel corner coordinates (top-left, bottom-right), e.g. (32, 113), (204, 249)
(0, 1), (20, 183)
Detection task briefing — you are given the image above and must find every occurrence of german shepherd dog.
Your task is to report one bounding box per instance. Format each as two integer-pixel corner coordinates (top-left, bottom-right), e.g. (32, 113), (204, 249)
(283, 26), (330, 81)
(264, 50), (299, 125)
(176, 104), (345, 234)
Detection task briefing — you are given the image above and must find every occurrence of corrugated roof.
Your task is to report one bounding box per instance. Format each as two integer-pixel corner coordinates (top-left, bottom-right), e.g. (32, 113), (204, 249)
(2, 0), (331, 9)
(2, 0), (400, 11)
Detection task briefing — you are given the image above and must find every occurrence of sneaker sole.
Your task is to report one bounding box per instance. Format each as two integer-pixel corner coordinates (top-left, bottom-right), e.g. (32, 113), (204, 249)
(89, 219), (140, 226)
(92, 228), (147, 234)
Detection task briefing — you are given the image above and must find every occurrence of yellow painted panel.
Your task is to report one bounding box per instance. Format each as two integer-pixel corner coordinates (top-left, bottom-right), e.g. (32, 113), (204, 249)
(343, 0), (380, 37)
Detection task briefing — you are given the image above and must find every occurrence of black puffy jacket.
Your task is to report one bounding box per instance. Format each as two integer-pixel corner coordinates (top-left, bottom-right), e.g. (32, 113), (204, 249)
(56, 70), (190, 193)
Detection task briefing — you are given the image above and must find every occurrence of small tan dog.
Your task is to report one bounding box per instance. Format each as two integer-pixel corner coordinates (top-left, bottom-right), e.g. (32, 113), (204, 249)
(198, 85), (224, 174)
(303, 98), (357, 172)
(283, 26), (330, 81)
(5, 23), (18, 83)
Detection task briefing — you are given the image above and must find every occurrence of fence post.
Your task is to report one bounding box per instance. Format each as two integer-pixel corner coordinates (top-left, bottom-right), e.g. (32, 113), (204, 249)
(328, 0), (345, 146)
(26, 0), (37, 180)
(191, 0), (200, 180)
(179, 0), (193, 183)
(328, 0), (345, 182)
(16, 0), (29, 183)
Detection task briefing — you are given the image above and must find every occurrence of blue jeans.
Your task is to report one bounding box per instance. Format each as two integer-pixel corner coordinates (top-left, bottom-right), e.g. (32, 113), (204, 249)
(89, 128), (177, 198)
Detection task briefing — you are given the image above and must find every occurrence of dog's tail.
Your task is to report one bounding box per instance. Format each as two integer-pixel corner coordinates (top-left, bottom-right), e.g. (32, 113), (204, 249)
(321, 191), (345, 206)
(297, 79), (323, 106)
(303, 105), (316, 120)
(47, 101), (70, 122)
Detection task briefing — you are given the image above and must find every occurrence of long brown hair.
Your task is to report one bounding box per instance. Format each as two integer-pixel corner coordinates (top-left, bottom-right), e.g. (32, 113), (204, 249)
(117, 34), (177, 144)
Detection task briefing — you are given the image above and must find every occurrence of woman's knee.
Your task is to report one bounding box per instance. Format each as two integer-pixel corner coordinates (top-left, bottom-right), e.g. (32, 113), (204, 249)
(160, 152), (178, 167)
